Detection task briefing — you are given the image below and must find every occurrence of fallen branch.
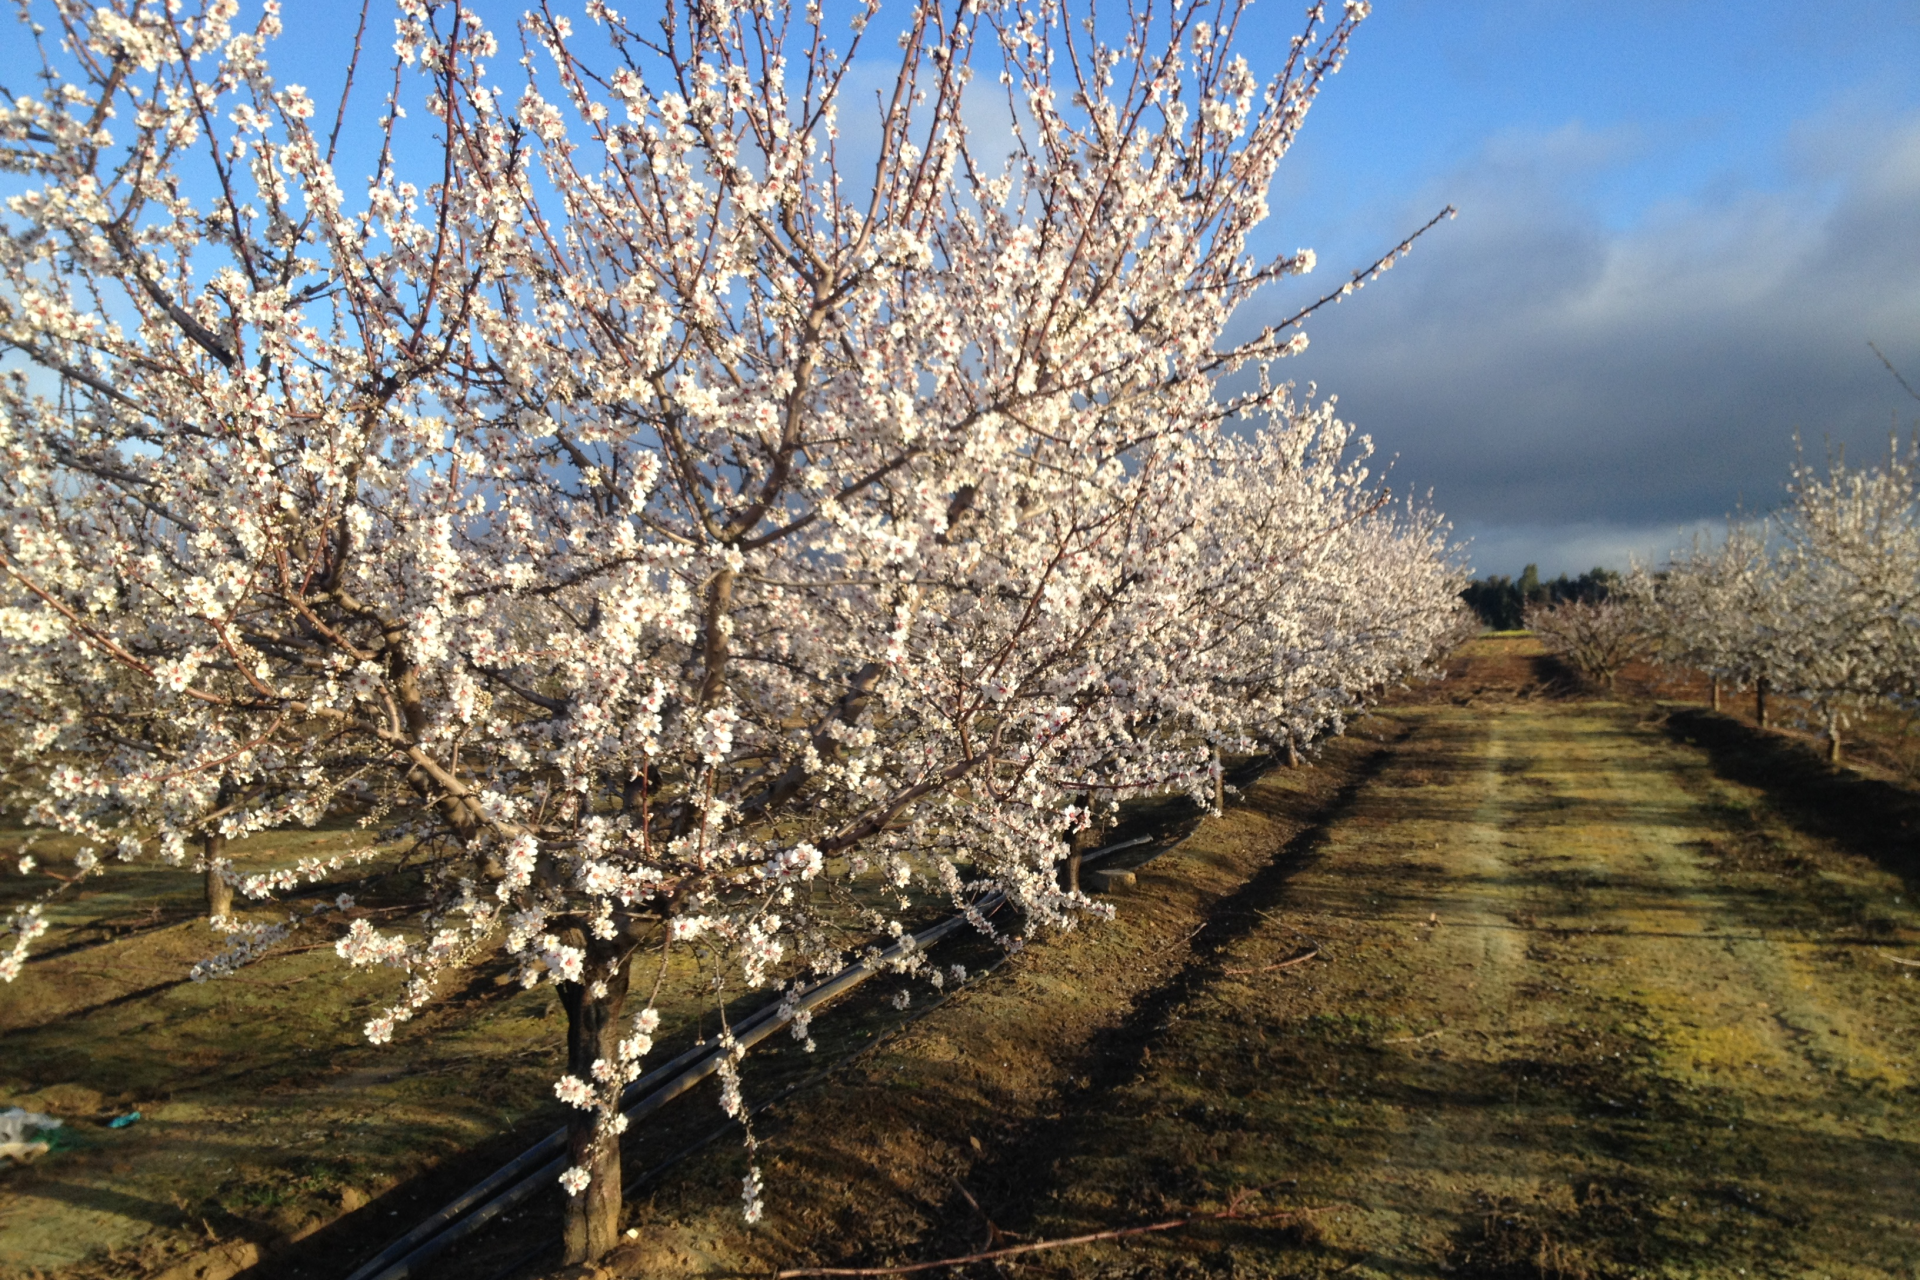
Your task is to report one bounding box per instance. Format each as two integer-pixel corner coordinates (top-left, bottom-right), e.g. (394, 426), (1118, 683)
(1878, 951), (1920, 968)
(1222, 946), (1319, 976)
(1381, 1028), (1445, 1045)
(1145, 923), (1208, 962)
(773, 1202), (1326, 1277)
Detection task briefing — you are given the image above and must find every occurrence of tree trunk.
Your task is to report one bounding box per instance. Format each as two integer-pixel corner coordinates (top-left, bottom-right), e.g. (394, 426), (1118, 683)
(1756, 677), (1770, 728)
(1826, 709), (1843, 765)
(1285, 735), (1301, 768)
(557, 950), (632, 1264)
(203, 828), (232, 919)
(203, 775), (236, 919)
(1061, 798), (1106, 894)
(1211, 748), (1224, 816)
(1709, 676), (1721, 711)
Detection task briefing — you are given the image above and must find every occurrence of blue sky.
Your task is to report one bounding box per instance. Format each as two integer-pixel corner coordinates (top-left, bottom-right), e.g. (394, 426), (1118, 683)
(1242, 1), (1920, 576)
(263, 0), (1920, 576)
(10, 1), (1919, 577)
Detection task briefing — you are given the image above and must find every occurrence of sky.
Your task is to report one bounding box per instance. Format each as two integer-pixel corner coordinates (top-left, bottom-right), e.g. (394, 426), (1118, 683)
(9, 2), (1919, 578)
(1235, 1), (1920, 577)
(267, 0), (1920, 577)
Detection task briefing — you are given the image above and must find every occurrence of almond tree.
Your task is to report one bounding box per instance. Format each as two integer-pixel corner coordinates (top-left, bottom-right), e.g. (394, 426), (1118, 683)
(1524, 596), (1646, 691)
(1634, 523), (1783, 714)
(1175, 399), (1465, 760)
(1773, 443), (1920, 762)
(0, 0), (1456, 1260)
(1643, 446), (1920, 756)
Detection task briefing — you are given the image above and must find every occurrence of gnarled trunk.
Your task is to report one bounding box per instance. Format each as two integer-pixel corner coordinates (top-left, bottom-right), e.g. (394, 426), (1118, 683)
(1061, 797), (1107, 894)
(556, 948), (632, 1263)
(1826, 707), (1843, 765)
(1060, 844), (1082, 895)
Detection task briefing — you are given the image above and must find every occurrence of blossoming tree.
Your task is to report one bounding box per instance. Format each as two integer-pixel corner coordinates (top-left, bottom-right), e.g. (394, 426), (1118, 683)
(1524, 596), (1648, 691)
(0, 0), (1458, 1260)
(1633, 523), (1782, 714)
(1771, 444), (1920, 761)
(1640, 443), (1920, 759)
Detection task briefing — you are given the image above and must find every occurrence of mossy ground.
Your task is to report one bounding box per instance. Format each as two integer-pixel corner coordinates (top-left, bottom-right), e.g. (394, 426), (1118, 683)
(8, 637), (1920, 1279)
(557, 637), (1920, 1280)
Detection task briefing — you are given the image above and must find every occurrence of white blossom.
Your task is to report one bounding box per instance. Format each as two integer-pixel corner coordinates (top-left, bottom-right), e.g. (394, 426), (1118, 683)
(0, 0), (1463, 1245)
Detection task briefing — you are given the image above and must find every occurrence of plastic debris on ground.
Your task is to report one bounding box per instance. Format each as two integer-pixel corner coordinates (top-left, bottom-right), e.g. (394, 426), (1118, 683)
(0, 1107), (64, 1164)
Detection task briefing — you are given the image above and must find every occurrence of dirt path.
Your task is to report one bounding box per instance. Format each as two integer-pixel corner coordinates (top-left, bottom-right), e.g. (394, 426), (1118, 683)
(1004, 664), (1920, 1277)
(582, 640), (1920, 1280)
(15, 640), (1912, 1278)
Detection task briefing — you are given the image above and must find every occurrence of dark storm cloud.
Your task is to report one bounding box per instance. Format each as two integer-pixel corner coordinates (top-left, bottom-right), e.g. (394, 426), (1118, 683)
(1256, 113), (1920, 576)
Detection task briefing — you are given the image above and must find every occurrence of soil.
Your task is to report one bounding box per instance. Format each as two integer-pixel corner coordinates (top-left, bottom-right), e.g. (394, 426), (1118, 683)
(556, 636), (1920, 1280)
(8, 636), (1920, 1279)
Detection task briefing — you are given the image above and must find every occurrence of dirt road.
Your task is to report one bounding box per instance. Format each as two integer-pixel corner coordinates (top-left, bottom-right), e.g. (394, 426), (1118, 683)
(1034, 690), (1920, 1276)
(600, 639), (1920, 1280)
(11, 639), (1918, 1279)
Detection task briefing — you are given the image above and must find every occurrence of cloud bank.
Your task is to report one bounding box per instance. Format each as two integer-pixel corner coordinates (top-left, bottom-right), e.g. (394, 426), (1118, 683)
(1258, 108), (1920, 578)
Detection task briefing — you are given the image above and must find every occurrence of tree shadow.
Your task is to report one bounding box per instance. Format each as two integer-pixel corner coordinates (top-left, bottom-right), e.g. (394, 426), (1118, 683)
(1665, 707), (1920, 893)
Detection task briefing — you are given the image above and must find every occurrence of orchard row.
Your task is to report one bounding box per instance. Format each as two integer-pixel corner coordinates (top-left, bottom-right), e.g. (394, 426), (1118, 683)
(0, 0), (1461, 1263)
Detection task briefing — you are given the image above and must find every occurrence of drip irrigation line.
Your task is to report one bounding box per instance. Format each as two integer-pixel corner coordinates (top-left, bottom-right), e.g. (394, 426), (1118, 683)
(627, 946), (1021, 1194)
(346, 909), (986, 1280)
(1082, 834), (1153, 863)
(469, 949), (1022, 1280)
(345, 833), (1149, 1280)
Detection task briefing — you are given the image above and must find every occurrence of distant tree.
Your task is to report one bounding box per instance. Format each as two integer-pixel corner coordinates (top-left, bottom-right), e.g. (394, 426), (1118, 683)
(1461, 575), (1522, 630)
(1774, 443), (1920, 763)
(1524, 598), (1649, 690)
(1633, 524), (1785, 717)
(1639, 441), (1920, 760)
(1567, 567), (1624, 602)
(1461, 563), (1621, 630)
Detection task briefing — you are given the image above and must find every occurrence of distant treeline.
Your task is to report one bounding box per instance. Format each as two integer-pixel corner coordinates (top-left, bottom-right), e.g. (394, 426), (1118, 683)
(1461, 564), (1622, 631)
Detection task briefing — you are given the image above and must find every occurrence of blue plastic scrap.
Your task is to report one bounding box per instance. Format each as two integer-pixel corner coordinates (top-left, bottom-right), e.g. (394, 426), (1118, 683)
(107, 1111), (141, 1129)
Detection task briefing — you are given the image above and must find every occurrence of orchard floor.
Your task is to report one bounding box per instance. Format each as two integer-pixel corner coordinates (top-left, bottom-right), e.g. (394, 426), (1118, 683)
(572, 637), (1920, 1280)
(6, 636), (1920, 1279)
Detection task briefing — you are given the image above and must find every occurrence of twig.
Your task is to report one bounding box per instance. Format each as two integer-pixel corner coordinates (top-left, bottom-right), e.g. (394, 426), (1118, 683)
(946, 1175), (1019, 1251)
(1146, 924), (1208, 961)
(1221, 946), (1319, 976)
(1869, 341), (1920, 403)
(1381, 1028), (1445, 1045)
(1878, 951), (1920, 968)
(772, 1203), (1326, 1277)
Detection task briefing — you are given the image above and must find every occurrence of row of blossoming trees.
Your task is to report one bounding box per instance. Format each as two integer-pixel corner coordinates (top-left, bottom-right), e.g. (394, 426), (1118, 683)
(1636, 442), (1920, 764)
(0, 0), (1465, 1260)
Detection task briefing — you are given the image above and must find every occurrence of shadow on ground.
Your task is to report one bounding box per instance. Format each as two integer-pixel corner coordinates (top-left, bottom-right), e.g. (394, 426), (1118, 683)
(1665, 707), (1920, 894)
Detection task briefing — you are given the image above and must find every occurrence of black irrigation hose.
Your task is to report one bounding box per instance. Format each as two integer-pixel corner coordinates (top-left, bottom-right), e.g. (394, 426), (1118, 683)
(470, 950), (1023, 1280)
(345, 903), (979, 1278)
(344, 836), (1155, 1280)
